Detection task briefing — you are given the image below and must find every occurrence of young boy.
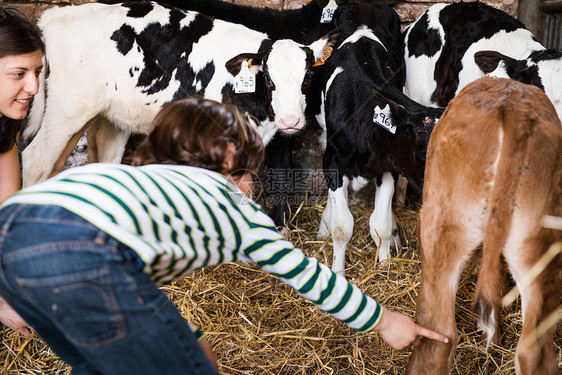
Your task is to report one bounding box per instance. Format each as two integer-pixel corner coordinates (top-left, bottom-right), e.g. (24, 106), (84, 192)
(0, 98), (447, 374)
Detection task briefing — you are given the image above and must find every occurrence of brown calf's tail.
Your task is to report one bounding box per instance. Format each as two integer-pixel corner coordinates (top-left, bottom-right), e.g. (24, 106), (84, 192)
(470, 89), (533, 348)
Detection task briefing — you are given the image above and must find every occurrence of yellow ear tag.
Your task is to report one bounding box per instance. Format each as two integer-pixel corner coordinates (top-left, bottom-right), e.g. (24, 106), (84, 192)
(313, 46), (333, 67)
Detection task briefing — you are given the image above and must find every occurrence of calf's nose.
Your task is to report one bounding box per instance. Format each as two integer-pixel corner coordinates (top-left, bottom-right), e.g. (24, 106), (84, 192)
(280, 116), (301, 129)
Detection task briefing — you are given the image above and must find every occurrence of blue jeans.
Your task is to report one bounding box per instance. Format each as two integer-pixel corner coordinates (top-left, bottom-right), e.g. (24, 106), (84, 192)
(0, 204), (219, 375)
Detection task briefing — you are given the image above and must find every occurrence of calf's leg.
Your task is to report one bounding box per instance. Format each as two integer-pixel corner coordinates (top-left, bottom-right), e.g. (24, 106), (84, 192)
(325, 177), (353, 275)
(23, 123), (89, 187)
(406, 201), (484, 374)
(504, 236), (561, 375)
(369, 172), (401, 261)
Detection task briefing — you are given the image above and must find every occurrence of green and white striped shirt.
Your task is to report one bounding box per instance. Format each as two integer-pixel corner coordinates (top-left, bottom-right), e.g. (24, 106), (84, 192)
(2, 163), (382, 332)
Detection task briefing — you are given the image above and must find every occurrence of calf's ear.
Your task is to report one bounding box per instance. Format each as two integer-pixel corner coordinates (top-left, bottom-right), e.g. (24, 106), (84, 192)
(372, 89), (406, 118)
(308, 28), (342, 64)
(225, 51), (267, 76)
(474, 50), (520, 78)
(474, 51), (506, 73)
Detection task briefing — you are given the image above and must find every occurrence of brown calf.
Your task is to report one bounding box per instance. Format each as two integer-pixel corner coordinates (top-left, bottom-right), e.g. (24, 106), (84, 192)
(406, 77), (562, 375)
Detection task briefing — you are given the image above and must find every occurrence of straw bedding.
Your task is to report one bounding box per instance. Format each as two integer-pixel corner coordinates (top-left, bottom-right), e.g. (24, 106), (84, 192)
(1, 197), (561, 374)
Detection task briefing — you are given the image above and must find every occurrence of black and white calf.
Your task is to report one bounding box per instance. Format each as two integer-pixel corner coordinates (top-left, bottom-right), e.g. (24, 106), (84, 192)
(112, 0), (340, 228)
(315, 3), (443, 274)
(94, 0), (387, 227)
(22, 1), (340, 186)
(403, 2), (562, 120)
(99, 0), (337, 43)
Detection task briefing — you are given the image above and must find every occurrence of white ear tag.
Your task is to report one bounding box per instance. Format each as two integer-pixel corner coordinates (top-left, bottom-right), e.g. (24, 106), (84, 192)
(234, 60), (256, 94)
(321, 0), (338, 23)
(486, 60), (510, 79)
(373, 105), (396, 134)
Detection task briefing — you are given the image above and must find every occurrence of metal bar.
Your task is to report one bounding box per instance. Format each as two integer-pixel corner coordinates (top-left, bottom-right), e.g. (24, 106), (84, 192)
(552, 14), (562, 49)
(542, 14), (551, 46)
(519, 0), (541, 35)
(548, 15), (555, 46)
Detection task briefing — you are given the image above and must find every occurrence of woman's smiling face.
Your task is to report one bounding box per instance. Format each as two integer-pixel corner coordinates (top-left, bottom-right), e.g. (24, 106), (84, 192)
(0, 50), (42, 120)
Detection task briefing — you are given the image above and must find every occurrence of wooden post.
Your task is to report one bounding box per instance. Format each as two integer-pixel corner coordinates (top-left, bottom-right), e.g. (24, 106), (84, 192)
(543, 0), (562, 12)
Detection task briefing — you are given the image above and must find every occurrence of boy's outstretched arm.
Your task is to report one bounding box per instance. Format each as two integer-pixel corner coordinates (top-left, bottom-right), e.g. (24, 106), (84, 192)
(374, 307), (449, 350)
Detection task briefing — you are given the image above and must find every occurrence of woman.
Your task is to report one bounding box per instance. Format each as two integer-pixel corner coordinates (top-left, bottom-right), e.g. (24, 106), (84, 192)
(0, 98), (447, 374)
(0, 6), (44, 337)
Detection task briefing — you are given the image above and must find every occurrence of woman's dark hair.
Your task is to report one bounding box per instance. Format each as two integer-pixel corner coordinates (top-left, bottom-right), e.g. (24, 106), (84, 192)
(0, 118), (21, 153)
(132, 98), (265, 176)
(0, 7), (45, 153)
(0, 8), (44, 59)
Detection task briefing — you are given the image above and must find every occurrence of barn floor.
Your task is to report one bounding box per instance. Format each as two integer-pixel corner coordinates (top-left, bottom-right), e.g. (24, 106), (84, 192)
(1, 196), (560, 374)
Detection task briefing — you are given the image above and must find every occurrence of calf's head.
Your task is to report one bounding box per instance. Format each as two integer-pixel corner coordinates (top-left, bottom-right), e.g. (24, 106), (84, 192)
(475, 50), (562, 120)
(226, 29), (341, 134)
(371, 91), (443, 195)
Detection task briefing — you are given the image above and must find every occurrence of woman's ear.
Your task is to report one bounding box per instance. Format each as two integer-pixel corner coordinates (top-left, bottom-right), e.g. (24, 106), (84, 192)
(221, 142), (237, 175)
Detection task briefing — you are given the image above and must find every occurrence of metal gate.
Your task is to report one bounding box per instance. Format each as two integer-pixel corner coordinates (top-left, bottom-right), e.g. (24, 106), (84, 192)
(519, 0), (562, 49)
(541, 1), (561, 49)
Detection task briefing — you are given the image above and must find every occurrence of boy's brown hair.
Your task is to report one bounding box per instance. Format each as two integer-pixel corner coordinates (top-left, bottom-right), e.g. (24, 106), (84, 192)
(132, 97), (265, 176)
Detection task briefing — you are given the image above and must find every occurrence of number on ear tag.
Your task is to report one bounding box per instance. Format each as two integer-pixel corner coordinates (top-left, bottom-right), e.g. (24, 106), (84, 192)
(320, 0), (338, 23)
(373, 105), (396, 134)
(234, 60), (256, 94)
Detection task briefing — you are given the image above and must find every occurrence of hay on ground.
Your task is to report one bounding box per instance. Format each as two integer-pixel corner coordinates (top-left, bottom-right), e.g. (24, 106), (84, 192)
(1, 201), (561, 374)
